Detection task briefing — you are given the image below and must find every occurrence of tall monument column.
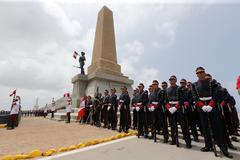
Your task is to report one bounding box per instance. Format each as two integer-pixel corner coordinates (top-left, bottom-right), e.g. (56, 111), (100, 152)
(72, 6), (133, 108)
(88, 6), (122, 76)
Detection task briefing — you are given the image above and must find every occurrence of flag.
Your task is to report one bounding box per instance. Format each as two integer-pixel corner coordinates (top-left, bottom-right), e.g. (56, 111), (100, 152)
(9, 89), (16, 97)
(77, 107), (85, 120)
(73, 51), (79, 59)
(237, 76), (240, 89)
(64, 93), (70, 98)
(77, 99), (86, 120)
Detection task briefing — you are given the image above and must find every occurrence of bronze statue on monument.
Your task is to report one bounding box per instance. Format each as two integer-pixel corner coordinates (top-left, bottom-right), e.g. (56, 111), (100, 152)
(79, 52), (86, 75)
(73, 51), (86, 75)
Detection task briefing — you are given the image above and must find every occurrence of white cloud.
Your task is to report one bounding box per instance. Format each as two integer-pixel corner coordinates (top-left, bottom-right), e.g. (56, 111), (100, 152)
(0, 1), (222, 110)
(136, 68), (161, 88)
(119, 40), (161, 89)
(119, 40), (144, 77)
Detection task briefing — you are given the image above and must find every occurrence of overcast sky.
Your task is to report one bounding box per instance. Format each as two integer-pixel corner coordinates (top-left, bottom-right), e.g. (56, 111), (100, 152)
(0, 0), (240, 111)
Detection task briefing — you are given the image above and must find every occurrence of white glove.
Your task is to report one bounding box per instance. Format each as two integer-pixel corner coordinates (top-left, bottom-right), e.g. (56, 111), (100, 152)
(107, 106), (111, 111)
(136, 107), (140, 112)
(169, 107), (177, 114)
(151, 106), (155, 111)
(118, 105), (121, 110)
(202, 105), (208, 112)
(206, 105), (213, 112)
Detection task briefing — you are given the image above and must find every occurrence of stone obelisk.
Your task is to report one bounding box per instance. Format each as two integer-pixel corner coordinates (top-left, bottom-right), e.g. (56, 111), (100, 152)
(88, 6), (122, 76)
(72, 6), (133, 108)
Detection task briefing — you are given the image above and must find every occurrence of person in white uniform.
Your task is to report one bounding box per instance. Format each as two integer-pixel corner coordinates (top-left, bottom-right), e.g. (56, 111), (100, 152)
(7, 98), (19, 130)
(66, 98), (72, 123)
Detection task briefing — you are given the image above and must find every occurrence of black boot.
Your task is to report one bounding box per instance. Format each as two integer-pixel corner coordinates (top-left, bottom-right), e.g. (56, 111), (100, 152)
(231, 136), (239, 142)
(118, 128), (122, 133)
(163, 138), (168, 143)
(228, 144), (237, 150)
(201, 147), (213, 152)
(170, 141), (176, 145)
(193, 137), (200, 142)
(186, 143), (192, 149)
(222, 150), (233, 159)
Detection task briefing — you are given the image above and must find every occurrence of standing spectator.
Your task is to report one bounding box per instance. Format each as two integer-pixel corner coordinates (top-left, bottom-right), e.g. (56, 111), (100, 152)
(7, 98), (19, 130)
(66, 98), (72, 123)
(44, 104), (48, 118)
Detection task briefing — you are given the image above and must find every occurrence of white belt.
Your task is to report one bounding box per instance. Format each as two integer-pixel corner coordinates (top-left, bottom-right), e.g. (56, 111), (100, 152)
(152, 102), (158, 105)
(136, 103), (142, 105)
(199, 97), (212, 101)
(169, 101), (178, 105)
(119, 100), (124, 103)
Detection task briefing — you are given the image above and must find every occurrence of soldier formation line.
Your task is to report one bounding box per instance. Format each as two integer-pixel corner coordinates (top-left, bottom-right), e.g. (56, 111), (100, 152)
(4, 67), (240, 159)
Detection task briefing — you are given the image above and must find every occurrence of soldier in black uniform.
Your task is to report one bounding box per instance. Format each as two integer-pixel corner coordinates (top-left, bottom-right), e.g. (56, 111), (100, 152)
(93, 95), (101, 127)
(186, 81), (200, 142)
(161, 81), (170, 139)
(206, 74), (238, 148)
(165, 75), (191, 148)
(180, 79), (199, 142)
(131, 88), (139, 130)
(108, 88), (118, 130)
(211, 79), (237, 150)
(83, 96), (92, 123)
(102, 90), (110, 128)
(118, 86), (130, 133)
(136, 83), (149, 138)
(192, 67), (232, 158)
(148, 80), (169, 142)
(147, 85), (153, 133)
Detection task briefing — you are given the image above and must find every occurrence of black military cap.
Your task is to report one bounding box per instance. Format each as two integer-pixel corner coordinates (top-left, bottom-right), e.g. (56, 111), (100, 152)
(205, 73), (212, 79)
(196, 67), (205, 74)
(138, 83), (144, 87)
(212, 79), (217, 84)
(152, 80), (159, 85)
(111, 88), (116, 92)
(134, 88), (139, 92)
(187, 81), (192, 85)
(180, 79), (187, 83)
(162, 81), (167, 85)
(187, 82), (192, 87)
(81, 52), (85, 55)
(169, 75), (177, 80)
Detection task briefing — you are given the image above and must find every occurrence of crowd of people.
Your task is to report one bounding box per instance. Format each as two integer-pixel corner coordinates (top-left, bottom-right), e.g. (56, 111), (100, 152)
(4, 66), (240, 158)
(74, 67), (239, 158)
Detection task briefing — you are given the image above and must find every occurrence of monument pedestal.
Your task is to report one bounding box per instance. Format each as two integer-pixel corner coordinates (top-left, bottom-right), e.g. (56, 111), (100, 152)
(72, 71), (133, 108)
(72, 74), (88, 108)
